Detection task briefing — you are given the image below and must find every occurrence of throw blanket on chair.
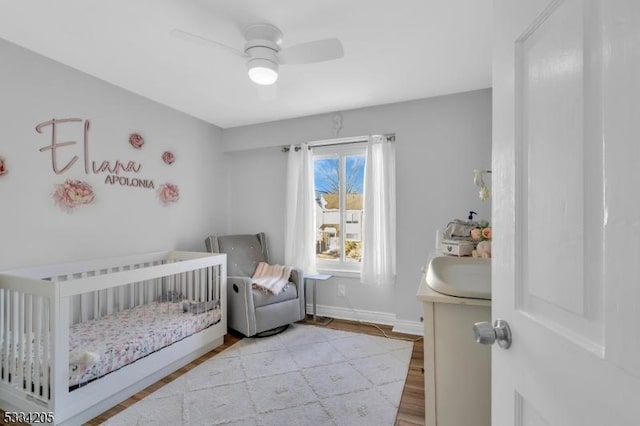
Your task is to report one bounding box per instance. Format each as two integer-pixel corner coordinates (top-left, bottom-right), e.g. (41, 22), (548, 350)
(251, 262), (293, 295)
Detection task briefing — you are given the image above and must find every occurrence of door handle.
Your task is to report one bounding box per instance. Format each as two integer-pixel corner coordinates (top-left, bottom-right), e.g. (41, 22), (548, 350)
(473, 319), (512, 349)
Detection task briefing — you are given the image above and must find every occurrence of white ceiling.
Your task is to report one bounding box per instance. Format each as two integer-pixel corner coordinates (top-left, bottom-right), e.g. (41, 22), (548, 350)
(0, 0), (492, 129)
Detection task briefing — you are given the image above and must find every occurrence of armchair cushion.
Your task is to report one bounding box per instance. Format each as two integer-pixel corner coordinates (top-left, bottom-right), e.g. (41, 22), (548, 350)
(252, 283), (298, 308)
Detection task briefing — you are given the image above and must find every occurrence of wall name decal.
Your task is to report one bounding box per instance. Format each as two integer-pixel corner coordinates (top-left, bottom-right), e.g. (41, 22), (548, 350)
(104, 175), (155, 189)
(35, 118), (154, 189)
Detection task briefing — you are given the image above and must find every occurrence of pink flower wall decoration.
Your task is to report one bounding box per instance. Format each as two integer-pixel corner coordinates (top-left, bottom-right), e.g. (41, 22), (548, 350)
(129, 133), (145, 149)
(0, 157), (7, 176)
(53, 179), (96, 211)
(157, 183), (179, 205)
(162, 151), (175, 165)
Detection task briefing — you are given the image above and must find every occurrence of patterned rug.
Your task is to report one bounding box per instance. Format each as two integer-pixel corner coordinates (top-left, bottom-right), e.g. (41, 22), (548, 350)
(103, 323), (413, 426)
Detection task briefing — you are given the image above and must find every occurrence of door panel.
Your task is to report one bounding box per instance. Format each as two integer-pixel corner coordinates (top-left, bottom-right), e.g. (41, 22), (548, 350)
(519, 0), (585, 315)
(516, 392), (551, 426)
(515, 0), (604, 354)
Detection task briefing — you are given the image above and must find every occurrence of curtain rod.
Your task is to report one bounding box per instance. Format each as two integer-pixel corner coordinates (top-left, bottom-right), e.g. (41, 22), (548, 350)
(281, 134), (395, 152)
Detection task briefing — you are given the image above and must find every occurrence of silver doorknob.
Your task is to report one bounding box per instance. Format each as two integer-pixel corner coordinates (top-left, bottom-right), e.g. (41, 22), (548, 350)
(473, 319), (512, 349)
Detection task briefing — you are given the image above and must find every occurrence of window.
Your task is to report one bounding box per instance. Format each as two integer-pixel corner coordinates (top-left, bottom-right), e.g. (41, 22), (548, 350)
(313, 142), (366, 271)
(285, 134), (394, 282)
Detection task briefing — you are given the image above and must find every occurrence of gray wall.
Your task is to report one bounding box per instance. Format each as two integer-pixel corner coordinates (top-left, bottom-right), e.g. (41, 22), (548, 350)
(0, 39), (228, 269)
(223, 89), (492, 324)
(0, 36), (491, 327)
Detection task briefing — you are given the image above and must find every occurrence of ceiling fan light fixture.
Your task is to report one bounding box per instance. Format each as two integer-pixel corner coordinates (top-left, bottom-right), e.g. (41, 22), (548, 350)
(247, 58), (278, 85)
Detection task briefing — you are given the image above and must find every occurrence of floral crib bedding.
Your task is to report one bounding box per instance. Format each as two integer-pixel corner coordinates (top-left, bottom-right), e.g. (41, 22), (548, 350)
(68, 300), (221, 388)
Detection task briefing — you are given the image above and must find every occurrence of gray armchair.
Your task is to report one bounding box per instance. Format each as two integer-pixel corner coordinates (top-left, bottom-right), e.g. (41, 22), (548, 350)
(205, 233), (305, 337)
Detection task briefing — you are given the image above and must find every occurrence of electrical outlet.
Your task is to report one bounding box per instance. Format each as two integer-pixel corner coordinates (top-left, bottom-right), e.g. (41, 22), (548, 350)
(337, 284), (346, 297)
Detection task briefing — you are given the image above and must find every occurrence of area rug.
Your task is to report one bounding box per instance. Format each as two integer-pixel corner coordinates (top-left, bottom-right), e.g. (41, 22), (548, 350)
(103, 323), (413, 426)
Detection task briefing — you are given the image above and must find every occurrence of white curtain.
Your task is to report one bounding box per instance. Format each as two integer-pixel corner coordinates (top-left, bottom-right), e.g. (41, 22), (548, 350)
(284, 143), (318, 275)
(361, 135), (396, 285)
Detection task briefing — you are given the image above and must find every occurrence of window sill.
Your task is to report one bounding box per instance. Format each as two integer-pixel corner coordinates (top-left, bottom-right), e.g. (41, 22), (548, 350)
(315, 267), (361, 279)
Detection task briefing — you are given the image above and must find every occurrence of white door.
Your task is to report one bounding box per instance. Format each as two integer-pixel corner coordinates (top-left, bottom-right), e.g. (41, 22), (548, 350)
(492, 1), (640, 425)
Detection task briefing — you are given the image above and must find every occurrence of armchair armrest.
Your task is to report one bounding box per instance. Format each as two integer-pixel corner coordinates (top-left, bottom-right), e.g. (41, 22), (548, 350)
(289, 268), (306, 319)
(227, 276), (255, 307)
(226, 276), (257, 335)
(289, 268), (304, 294)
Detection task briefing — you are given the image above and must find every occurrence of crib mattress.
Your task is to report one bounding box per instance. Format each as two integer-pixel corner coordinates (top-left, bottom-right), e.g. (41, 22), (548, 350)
(69, 301), (221, 388)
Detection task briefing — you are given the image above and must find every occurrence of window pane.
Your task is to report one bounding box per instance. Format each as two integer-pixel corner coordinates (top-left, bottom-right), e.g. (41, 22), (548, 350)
(344, 154), (365, 262)
(314, 157), (340, 262)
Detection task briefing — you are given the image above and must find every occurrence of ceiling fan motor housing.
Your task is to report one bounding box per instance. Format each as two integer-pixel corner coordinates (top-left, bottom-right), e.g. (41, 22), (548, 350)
(244, 23), (282, 65)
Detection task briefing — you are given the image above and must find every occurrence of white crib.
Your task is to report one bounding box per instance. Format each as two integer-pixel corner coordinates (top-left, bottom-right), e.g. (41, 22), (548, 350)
(0, 251), (227, 425)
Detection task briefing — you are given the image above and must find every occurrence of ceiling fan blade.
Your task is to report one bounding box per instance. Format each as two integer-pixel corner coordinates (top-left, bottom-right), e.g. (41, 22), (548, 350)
(169, 29), (246, 58)
(278, 38), (344, 65)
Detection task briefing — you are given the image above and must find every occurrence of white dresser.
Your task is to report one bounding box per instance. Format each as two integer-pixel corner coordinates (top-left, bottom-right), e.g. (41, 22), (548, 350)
(417, 276), (491, 426)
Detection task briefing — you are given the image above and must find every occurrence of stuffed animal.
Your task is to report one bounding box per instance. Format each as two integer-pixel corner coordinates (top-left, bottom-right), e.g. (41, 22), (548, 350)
(69, 350), (100, 385)
(473, 241), (492, 258)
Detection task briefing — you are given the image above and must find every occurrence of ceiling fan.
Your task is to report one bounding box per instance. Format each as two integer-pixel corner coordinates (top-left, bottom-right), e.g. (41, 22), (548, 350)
(170, 23), (344, 85)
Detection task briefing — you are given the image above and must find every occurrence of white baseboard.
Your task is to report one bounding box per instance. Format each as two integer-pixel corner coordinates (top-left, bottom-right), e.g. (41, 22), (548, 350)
(392, 318), (424, 336)
(306, 304), (422, 336)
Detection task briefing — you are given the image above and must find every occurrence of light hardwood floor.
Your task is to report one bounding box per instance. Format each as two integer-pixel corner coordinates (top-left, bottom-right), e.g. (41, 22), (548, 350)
(0, 319), (425, 426)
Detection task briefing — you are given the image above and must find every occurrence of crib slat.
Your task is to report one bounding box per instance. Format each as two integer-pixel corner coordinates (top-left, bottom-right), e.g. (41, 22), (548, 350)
(205, 268), (210, 302)
(119, 281), (125, 312)
(2, 290), (7, 383)
(5, 291), (10, 382)
(170, 272), (175, 299)
(107, 287), (114, 315)
(138, 279), (143, 307)
(217, 266), (221, 300)
(195, 269), (198, 301)
(34, 296), (42, 397)
(208, 267), (213, 302)
(181, 272), (186, 299)
(132, 264), (140, 307)
(187, 271), (192, 301)
(13, 292), (20, 382)
(205, 268), (210, 301)
(25, 294), (32, 393)
(201, 269), (205, 301)
(196, 269), (200, 301)
(10, 294), (16, 386)
(129, 280), (135, 309)
(0, 290), (4, 381)
(195, 269), (200, 301)
(93, 280), (100, 320)
(213, 266), (217, 301)
(213, 266), (219, 301)
(10, 292), (16, 381)
(17, 293), (24, 384)
(42, 300), (49, 399)
(80, 272), (89, 322)
(193, 270), (197, 300)
(3, 290), (10, 383)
